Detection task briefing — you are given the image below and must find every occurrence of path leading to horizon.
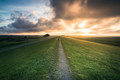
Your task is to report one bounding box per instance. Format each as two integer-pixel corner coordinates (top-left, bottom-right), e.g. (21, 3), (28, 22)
(58, 39), (73, 80)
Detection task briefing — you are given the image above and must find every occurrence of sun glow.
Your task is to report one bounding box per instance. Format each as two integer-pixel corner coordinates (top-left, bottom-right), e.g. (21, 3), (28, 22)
(76, 29), (92, 35)
(78, 21), (87, 28)
(68, 21), (93, 35)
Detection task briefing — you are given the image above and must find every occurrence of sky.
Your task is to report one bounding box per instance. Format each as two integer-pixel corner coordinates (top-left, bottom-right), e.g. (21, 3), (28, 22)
(0, 0), (120, 36)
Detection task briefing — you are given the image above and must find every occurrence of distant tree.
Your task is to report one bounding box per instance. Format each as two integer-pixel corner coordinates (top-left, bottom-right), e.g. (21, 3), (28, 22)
(43, 34), (50, 37)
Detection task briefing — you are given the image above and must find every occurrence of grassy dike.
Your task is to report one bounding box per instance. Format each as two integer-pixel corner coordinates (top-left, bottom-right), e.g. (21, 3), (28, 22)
(0, 37), (49, 50)
(61, 37), (120, 80)
(0, 37), (59, 80)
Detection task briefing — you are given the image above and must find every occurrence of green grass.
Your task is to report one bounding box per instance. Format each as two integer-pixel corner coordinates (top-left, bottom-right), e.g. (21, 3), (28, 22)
(76, 37), (120, 47)
(0, 37), (59, 80)
(61, 37), (120, 80)
(0, 38), (44, 50)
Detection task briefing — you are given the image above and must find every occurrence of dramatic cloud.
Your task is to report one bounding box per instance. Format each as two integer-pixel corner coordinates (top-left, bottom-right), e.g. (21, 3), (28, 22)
(0, 0), (120, 35)
(48, 0), (120, 35)
(0, 14), (64, 33)
(50, 0), (120, 19)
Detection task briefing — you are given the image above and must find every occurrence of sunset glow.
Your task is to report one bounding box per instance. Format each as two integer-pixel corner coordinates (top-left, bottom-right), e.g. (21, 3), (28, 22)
(0, 1), (120, 80)
(78, 21), (87, 28)
(0, 0), (120, 36)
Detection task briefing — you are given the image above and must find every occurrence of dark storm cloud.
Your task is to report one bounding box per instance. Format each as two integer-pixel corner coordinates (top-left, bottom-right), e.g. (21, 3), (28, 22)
(50, 0), (120, 19)
(87, 0), (120, 17)
(0, 16), (63, 33)
(0, 17), (36, 33)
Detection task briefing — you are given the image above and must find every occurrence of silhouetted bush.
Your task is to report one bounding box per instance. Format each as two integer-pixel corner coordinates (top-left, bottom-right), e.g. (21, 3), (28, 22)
(43, 34), (50, 37)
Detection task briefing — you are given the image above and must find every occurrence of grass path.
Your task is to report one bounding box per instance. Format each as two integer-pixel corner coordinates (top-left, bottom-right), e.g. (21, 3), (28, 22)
(58, 39), (73, 80)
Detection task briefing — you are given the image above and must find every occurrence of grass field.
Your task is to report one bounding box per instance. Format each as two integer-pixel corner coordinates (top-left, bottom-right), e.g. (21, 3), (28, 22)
(0, 35), (43, 50)
(0, 37), (59, 80)
(74, 36), (120, 47)
(0, 35), (120, 80)
(61, 37), (120, 80)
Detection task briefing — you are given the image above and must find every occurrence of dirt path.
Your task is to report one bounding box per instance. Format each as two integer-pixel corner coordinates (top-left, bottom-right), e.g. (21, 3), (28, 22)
(58, 39), (73, 80)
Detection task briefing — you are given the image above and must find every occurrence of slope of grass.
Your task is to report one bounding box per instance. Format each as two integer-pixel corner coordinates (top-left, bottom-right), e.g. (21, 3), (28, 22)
(76, 37), (120, 47)
(0, 38), (44, 50)
(61, 37), (120, 80)
(0, 38), (59, 80)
